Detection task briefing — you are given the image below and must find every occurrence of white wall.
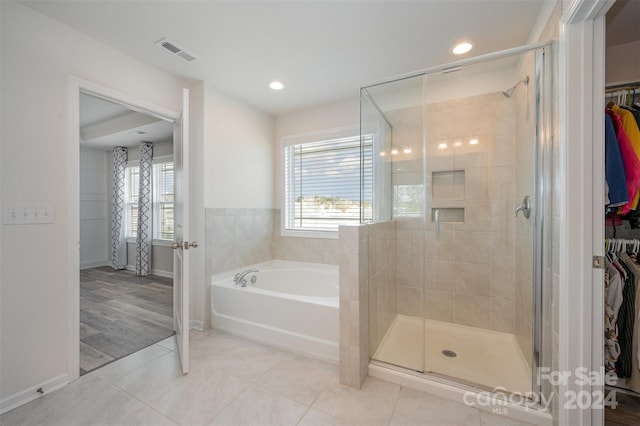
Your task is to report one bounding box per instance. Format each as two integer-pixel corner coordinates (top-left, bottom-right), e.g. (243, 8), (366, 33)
(203, 85), (274, 209)
(605, 40), (640, 85)
(126, 243), (173, 277)
(0, 0), (201, 406)
(79, 147), (109, 268)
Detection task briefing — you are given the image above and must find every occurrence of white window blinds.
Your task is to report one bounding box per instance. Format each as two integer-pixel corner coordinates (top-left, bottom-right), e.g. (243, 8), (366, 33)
(283, 134), (373, 232)
(124, 160), (174, 240)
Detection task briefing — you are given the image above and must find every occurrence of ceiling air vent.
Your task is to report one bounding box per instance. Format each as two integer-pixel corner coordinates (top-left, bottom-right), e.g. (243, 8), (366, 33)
(155, 38), (197, 62)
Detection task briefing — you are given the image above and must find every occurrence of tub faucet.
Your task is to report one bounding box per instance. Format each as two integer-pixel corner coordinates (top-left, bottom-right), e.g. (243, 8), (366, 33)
(234, 269), (259, 287)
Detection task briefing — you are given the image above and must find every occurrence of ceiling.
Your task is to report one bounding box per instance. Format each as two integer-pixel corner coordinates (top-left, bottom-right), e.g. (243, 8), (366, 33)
(80, 93), (173, 150)
(22, 0), (548, 116)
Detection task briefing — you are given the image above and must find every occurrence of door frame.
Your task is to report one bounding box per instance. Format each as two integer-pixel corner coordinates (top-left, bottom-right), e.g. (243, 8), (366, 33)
(559, 1), (613, 425)
(67, 76), (179, 382)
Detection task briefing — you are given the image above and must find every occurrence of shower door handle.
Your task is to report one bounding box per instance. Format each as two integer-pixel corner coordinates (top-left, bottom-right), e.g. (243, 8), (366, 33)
(434, 209), (440, 233)
(514, 196), (531, 218)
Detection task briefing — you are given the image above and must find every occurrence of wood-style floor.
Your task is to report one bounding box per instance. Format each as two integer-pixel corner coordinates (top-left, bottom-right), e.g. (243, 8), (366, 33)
(606, 391), (640, 425)
(79, 266), (174, 375)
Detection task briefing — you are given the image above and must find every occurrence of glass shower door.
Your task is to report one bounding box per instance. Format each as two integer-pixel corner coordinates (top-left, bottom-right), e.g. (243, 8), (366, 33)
(421, 53), (537, 393)
(363, 45), (551, 397)
(363, 74), (427, 373)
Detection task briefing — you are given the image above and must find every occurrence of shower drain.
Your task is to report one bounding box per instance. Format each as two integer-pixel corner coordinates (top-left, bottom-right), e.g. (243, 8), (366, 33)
(441, 349), (457, 358)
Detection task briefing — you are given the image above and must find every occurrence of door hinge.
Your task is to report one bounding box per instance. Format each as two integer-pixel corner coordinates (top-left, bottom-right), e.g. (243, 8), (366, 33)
(593, 256), (605, 269)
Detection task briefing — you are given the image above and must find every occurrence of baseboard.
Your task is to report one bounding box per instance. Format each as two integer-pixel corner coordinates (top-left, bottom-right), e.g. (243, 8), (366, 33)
(0, 373), (68, 415)
(80, 260), (109, 270)
(125, 265), (173, 279)
(190, 319), (205, 331)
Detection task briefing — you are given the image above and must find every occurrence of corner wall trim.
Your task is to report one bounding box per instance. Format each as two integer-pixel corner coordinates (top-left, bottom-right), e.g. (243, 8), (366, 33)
(80, 260), (110, 270)
(190, 319), (205, 331)
(125, 265), (174, 279)
(0, 373), (68, 415)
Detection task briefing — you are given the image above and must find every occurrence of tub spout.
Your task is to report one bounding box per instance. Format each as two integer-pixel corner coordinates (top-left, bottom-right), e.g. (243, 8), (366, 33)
(234, 269), (259, 287)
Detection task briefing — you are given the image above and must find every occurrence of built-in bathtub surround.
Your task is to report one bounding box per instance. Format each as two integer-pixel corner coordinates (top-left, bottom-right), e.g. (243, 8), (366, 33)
(338, 225), (369, 388)
(211, 260), (339, 362)
(205, 208), (275, 275)
(205, 208), (339, 278)
(205, 207), (341, 328)
(274, 210), (339, 265)
(205, 208), (275, 328)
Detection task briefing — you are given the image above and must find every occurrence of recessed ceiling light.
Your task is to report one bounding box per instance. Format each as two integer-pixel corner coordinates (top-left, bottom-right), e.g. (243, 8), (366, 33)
(469, 138), (479, 145)
(438, 143), (448, 150)
(452, 42), (473, 55)
(391, 149), (399, 155)
(269, 81), (284, 90)
(403, 148), (412, 154)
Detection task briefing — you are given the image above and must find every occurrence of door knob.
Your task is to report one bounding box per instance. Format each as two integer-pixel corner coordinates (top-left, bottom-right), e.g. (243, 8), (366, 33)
(172, 241), (199, 250)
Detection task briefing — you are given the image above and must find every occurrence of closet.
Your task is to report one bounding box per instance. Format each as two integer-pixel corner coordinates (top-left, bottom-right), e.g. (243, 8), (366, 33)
(604, 1), (640, 423)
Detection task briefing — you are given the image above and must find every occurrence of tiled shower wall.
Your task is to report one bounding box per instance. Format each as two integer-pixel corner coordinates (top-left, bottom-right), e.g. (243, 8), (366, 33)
(367, 221), (398, 354)
(386, 93), (518, 334)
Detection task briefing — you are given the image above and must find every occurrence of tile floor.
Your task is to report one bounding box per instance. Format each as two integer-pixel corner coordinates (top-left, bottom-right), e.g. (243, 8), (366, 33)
(0, 329), (532, 426)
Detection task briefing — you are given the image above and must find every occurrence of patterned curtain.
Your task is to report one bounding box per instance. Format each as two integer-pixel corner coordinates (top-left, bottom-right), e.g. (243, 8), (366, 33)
(136, 142), (153, 276)
(111, 147), (128, 270)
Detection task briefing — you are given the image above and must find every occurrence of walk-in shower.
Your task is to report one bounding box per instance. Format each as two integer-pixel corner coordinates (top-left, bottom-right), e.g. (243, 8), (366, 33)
(360, 43), (553, 404)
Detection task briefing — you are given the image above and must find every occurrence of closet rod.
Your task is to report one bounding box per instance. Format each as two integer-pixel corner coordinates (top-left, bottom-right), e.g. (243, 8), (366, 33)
(605, 81), (640, 91)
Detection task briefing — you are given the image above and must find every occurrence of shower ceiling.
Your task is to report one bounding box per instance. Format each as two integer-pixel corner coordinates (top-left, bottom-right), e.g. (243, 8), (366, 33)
(20, 0), (549, 115)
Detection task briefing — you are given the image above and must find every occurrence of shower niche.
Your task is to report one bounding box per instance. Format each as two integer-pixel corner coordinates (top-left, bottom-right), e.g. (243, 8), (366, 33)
(361, 44), (552, 400)
(431, 170), (465, 225)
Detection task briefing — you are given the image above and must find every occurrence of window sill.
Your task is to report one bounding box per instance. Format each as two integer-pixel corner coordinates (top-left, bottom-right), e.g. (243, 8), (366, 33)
(126, 238), (174, 247)
(280, 229), (338, 240)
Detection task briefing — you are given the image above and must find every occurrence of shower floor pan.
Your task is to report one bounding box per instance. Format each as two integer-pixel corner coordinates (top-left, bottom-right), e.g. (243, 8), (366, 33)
(373, 315), (531, 394)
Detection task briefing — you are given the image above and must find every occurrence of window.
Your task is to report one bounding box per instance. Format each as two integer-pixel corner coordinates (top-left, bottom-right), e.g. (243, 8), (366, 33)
(283, 132), (373, 234)
(124, 160), (174, 240)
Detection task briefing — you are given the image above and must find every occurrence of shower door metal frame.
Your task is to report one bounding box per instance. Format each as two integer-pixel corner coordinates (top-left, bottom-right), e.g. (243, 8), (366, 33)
(533, 44), (554, 401)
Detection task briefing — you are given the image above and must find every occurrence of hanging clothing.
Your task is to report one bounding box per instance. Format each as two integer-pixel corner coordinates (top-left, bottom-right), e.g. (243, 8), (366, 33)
(605, 265), (621, 375)
(608, 110), (640, 215)
(619, 252), (640, 392)
(605, 113), (629, 207)
(612, 105), (640, 212)
(615, 258), (636, 377)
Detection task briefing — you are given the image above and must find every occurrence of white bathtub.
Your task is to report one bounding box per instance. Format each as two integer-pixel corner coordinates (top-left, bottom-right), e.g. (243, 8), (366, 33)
(211, 260), (339, 362)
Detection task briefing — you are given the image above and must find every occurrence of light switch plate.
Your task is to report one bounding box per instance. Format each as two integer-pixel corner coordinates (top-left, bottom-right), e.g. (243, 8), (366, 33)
(3, 204), (54, 225)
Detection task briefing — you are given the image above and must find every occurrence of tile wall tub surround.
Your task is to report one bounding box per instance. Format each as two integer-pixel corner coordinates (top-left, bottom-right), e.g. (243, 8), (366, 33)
(205, 208), (275, 328)
(205, 208), (340, 278)
(338, 224), (370, 389)
(274, 212), (340, 265)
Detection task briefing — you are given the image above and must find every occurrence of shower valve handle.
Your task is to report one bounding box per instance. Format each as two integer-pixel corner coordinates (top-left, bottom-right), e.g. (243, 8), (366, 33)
(514, 196), (531, 218)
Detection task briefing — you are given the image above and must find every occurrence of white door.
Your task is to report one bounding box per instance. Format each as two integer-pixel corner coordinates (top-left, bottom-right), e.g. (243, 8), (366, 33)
(172, 88), (192, 374)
